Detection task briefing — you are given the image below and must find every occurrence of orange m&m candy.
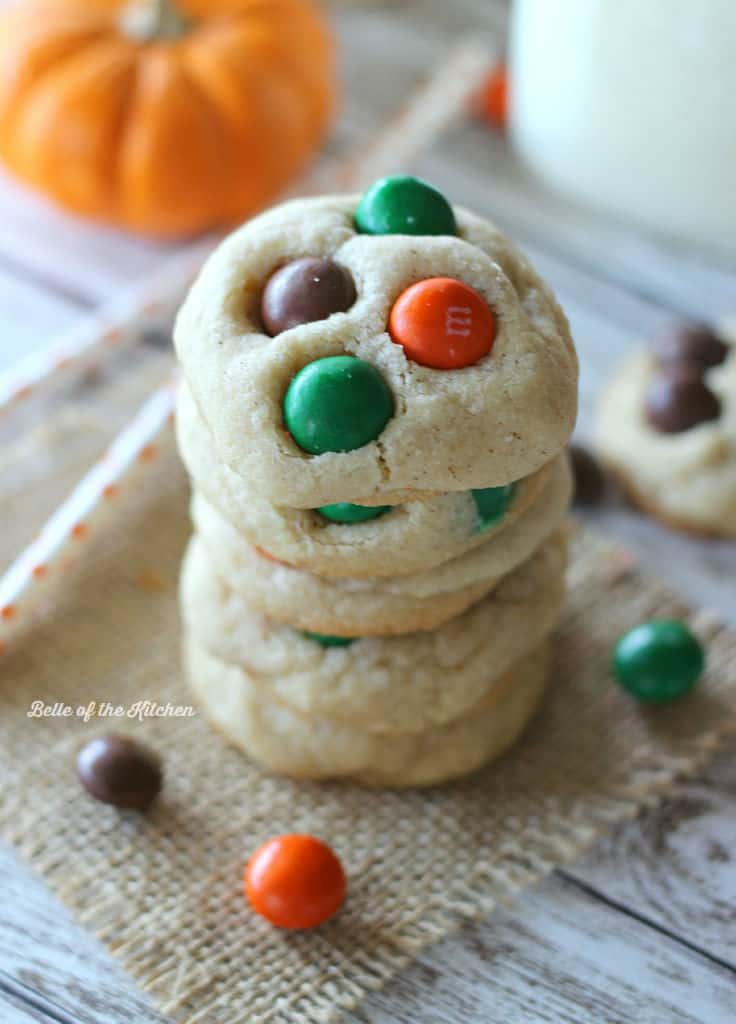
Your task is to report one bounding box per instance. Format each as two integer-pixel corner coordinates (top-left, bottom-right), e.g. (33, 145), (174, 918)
(389, 277), (496, 369)
(244, 834), (346, 929)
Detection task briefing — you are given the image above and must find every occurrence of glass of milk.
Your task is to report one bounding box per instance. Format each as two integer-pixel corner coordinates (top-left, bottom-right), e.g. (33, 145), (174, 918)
(509, 0), (736, 251)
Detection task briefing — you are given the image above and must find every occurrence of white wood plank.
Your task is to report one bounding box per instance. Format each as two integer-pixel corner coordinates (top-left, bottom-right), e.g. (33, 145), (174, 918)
(0, 169), (179, 307)
(0, 990), (55, 1024)
(350, 877), (736, 1024)
(2, 836), (734, 1024)
(575, 502), (736, 629)
(0, 846), (165, 1023)
(0, 268), (83, 374)
(569, 745), (736, 967)
(333, 0), (499, 147)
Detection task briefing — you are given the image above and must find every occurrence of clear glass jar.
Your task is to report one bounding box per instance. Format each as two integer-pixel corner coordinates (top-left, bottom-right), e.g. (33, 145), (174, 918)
(509, 0), (736, 251)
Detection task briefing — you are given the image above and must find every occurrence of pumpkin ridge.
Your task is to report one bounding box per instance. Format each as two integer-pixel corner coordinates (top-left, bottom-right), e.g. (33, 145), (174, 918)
(179, 35), (279, 217)
(0, 24), (110, 149)
(117, 47), (234, 235)
(14, 39), (139, 214)
(202, 37), (309, 194)
(0, 8), (113, 35)
(174, 52), (239, 223)
(207, 7), (334, 131)
(231, 32), (333, 137)
(106, 51), (146, 223)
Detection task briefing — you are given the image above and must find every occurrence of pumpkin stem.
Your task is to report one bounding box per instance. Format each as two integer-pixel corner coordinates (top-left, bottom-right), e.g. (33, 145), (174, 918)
(121, 0), (192, 42)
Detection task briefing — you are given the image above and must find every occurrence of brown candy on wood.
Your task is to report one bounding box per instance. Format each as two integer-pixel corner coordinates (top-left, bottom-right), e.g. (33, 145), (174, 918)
(260, 258), (357, 336)
(645, 366), (721, 434)
(652, 322), (728, 370)
(77, 735), (163, 810)
(568, 444), (606, 505)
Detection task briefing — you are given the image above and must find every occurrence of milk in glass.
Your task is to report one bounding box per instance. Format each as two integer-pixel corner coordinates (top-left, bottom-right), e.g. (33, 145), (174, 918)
(509, 0), (736, 249)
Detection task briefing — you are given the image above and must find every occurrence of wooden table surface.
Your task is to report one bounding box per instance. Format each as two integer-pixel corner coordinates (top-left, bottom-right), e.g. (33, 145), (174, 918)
(1, 2), (735, 1022)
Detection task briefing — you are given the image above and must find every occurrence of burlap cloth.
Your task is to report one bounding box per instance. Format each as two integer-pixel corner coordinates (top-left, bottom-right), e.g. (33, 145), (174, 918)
(2, 375), (736, 1024)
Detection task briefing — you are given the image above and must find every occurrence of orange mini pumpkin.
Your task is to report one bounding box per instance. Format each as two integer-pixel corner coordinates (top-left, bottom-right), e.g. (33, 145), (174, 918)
(0, 0), (335, 237)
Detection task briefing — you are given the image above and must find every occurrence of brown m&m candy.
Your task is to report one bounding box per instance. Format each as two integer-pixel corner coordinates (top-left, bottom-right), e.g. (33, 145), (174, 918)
(645, 366), (721, 434)
(77, 734), (162, 810)
(261, 258), (356, 336)
(568, 443), (606, 505)
(653, 322), (728, 370)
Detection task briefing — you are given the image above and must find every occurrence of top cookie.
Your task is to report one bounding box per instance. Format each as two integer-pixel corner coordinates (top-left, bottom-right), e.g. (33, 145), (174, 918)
(174, 177), (578, 507)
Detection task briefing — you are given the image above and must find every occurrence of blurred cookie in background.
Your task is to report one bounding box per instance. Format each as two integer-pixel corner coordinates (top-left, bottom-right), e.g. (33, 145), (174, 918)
(596, 321), (736, 537)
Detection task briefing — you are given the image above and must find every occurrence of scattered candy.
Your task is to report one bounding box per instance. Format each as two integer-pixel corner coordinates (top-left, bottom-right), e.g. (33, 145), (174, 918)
(472, 483), (515, 530)
(283, 355), (394, 454)
(389, 277), (495, 369)
(645, 366), (721, 433)
(569, 444), (606, 505)
(77, 734), (163, 810)
(653, 322), (728, 370)
(245, 834), (346, 929)
(478, 62), (508, 130)
(613, 619), (704, 703)
(302, 631), (355, 647)
(261, 258), (357, 336)
(317, 502), (392, 524)
(354, 175), (456, 237)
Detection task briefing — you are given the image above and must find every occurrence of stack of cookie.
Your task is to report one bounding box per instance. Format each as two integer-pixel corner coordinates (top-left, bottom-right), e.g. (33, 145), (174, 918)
(174, 176), (578, 786)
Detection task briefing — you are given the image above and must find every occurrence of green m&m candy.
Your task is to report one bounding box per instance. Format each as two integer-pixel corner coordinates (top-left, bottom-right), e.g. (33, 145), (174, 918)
(472, 483), (516, 531)
(317, 503), (392, 524)
(283, 355), (394, 455)
(613, 619), (704, 703)
(355, 176), (456, 237)
(302, 631), (355, 648)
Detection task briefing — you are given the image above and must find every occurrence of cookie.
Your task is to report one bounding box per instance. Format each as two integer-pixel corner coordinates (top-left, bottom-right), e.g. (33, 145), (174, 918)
(174, 191), (578, 507)
(183, 636), (551, 786)
(597, 328), (736, 537)
(188, 469), (571, 634)
(185, 533), (501, 636)
(179, 530), (566, 732)
(178, 381), (568, 578)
